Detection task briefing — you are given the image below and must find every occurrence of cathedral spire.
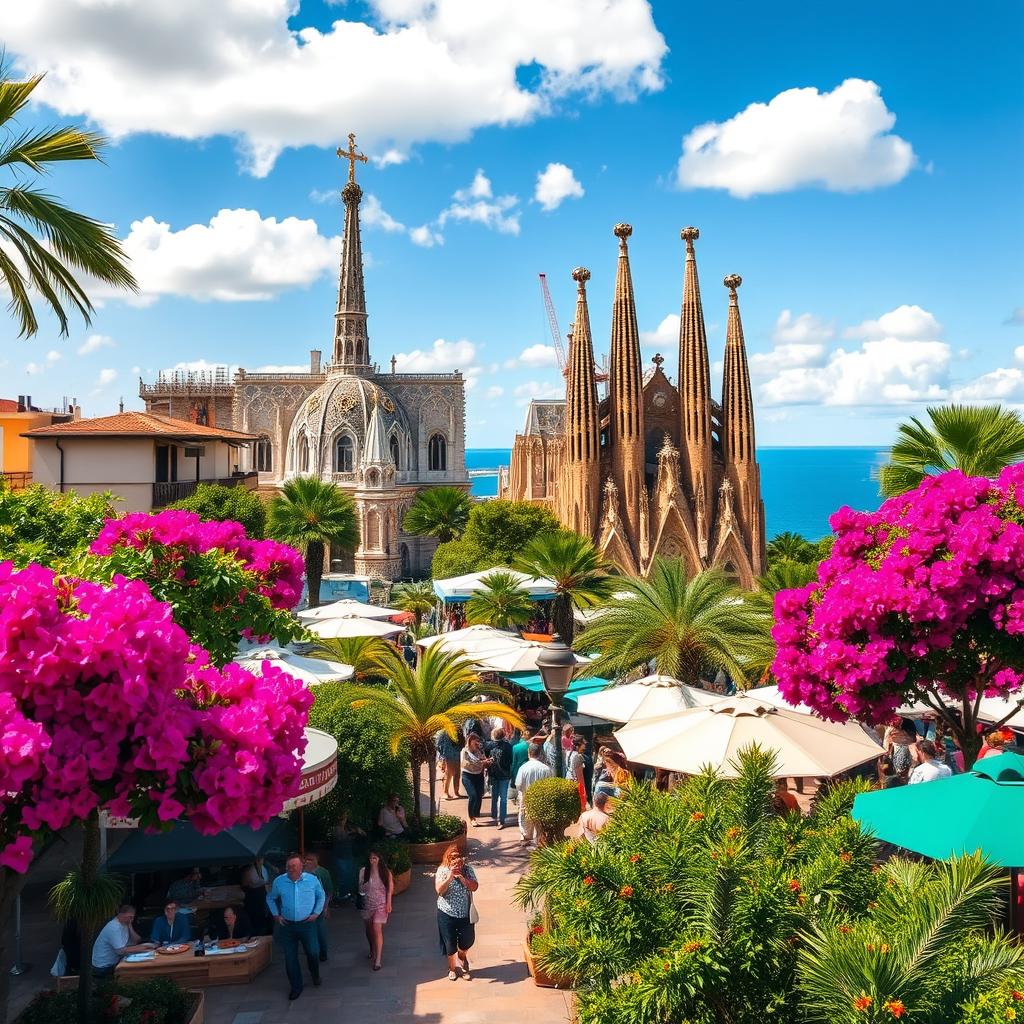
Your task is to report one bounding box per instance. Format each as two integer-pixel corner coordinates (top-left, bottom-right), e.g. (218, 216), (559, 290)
(721, 274), (764, 573)
(333, 133), (371, 372)
(563, 266), (600, 539)
(607, 223), (647, 560)
(678, 226), (713, 558)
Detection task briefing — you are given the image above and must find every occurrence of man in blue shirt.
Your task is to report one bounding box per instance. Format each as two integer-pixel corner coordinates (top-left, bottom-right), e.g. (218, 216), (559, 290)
(266, 853), (326, 1000)
(150, 900), (192, 946)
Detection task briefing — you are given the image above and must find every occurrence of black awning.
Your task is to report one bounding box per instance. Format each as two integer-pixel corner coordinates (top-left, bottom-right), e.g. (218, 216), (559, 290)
(106, 818), (292, 874)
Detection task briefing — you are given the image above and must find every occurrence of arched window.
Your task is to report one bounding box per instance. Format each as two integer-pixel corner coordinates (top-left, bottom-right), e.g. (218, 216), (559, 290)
(366, 469), (379, 488)
(335, 434), (354, 472)
(298, 433), (310, 473)
(428, 433), (447, 471)
(389, 434), (400, 469)
(255, 437), (272, 473)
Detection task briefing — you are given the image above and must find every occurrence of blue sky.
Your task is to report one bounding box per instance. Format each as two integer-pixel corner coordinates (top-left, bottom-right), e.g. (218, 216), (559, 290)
(3, 0), (1023, 447)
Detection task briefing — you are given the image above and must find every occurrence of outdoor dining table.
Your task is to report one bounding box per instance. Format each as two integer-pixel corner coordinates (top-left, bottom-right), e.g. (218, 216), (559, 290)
(185, 884), (246, 913)
(114, 937), (271, 987)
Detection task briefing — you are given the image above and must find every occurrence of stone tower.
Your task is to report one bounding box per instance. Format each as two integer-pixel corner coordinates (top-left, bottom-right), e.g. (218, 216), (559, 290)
(720, 274), (765, 572)
(333, 144), (371, 371)
(605, 223), (648, 568)
(562, 266), (600, 539)
(678, 226), (713, 559)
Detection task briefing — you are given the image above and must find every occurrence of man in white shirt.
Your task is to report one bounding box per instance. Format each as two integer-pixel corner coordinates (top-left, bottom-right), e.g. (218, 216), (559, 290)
(908, 740), (953, 785)
(514, 742), (553, 847)
(92, 905), (154, 977)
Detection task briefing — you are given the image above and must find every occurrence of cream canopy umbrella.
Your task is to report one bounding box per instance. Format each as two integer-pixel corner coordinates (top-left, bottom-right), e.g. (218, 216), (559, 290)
(306, 615), (404, 640)
(616, 692), (883, 779)
(472, 641), (590, 674)
(417, 624), (521, 652)
(298, 598), (399, 622)
(577, 675), (722, 724)
(234, 646), (354, 685)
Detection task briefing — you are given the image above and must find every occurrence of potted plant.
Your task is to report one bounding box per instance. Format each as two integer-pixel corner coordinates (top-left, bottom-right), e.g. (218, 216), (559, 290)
(522, 913), (574, 989)
(523, 777), (580, 845)
(406, 813), (467, 865)
(376, 839), (413, 895)
(22, 977), (204, 1024)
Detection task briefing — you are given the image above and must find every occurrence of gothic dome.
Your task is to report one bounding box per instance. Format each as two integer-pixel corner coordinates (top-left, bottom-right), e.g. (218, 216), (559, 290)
(285, 374), (410, 478)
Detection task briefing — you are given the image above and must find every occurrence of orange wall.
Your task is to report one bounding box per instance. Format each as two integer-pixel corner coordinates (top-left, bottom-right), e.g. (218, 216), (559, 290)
(0, 413), (57, 474)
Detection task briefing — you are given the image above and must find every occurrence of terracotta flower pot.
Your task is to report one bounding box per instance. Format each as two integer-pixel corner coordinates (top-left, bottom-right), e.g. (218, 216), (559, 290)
(408, 827), (467, 864)
(392, 867), (411, 895)
(523, 936), (574, 989)
(186, 990), (205, 1024)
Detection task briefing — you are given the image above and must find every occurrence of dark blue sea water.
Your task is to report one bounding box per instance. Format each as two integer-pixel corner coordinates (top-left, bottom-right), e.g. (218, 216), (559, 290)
(466, 447), (889, 541)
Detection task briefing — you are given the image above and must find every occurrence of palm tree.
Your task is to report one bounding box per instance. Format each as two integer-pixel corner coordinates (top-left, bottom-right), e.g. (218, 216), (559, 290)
(879, 404), (1024, 497)
(466, 570), (534, 630)
(747, 559), (819, 617)
(267, 476), (359, 607)
(576, 559), (774, 685)
(309, 635), (394, 682)
(0, 70), (137, 336)
(402, 486), (472, 544)
(766, 531), (814, 565)
(348, 645), (524, 826)
(391, 580), (436, 628)
(513, 529), (617, 643)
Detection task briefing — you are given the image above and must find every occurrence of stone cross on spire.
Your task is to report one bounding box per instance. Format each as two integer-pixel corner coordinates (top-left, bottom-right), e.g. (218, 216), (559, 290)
(336, 132), (368, 183)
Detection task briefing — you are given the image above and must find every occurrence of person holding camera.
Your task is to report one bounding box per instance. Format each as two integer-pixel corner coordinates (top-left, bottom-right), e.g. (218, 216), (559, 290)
(435, 846), (479, 981)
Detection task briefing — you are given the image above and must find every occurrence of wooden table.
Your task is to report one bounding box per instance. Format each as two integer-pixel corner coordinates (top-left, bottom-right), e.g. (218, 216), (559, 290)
(187, 885), (246, 913)
(115, 939), (271, 987)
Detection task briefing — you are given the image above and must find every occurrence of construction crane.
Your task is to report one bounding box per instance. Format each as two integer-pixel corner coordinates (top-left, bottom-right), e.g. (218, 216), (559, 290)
(537, 272), (609, 383)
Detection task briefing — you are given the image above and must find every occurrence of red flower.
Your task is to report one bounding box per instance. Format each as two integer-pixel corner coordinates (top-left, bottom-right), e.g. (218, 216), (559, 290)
(629, 854), (641, 863)
(690, 811), (705, 822)
(1012, 991), (1024, 1001)
(884, 999), (906, 1019)
(854, 995), (873, 1012)
(619, 885), (634, 898)
(531, 925), (544, 935)
(838, 924), (852, 934)
(663, 962), (671, 971)
(840, 852), (852, 863)
(583, 875), (595, 886)
(788, 879), (801, 892)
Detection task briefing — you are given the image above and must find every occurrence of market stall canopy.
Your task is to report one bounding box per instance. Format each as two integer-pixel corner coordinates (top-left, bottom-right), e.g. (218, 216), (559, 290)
(577, 675), (722, 724)
(306, 615), (404, 640)
(501, 671), (611, 711)
(297, 599), (400, 622)
(421, 626), (589, 674)
(417, 624), (522, 652)
(233, 646), (353, 685)
(281, 727), (338, 812)
(852, 752), (1024, 866)
(616, 692), (883, 779)
(432, 568), (557, 603)
(107, 818), (291, 873)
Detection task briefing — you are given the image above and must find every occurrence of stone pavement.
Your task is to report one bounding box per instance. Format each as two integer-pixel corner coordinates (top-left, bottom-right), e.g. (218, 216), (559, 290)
(201, 806), (573, 1024)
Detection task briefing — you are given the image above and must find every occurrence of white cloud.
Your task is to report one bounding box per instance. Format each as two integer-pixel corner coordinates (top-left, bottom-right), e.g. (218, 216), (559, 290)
(758, 304), (950, 407)
(953, 367), (1024, 403)
(438, 170), (520, 236)
(534, 162), (584, 211)
(676, 78), (916, 198)
(1005, 308), (1024, 326)
(92, 209), (339, 306)
(361, 194), (406, 233)
(507, 343), (558, 369)
(393, 337), (482, 387)
(6, 0), (666, 177)
(309, 188), (338, 204)
(77, 333), (115, 356)
(773, 310), (834, 346)
(485, 385), (504, 400)
(640, 313), (679, 351)
(409, 225), (444, 248)
(95, 368), (118, 388)
(513, 379), (564, 405)
(26, 350), (62, 374)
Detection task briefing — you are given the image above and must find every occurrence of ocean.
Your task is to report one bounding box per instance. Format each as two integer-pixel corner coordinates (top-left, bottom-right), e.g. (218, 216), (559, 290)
(466, 446), (890, 541)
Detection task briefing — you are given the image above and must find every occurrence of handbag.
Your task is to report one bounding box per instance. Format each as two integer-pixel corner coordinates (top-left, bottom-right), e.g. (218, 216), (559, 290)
(468, 896), (480, 925)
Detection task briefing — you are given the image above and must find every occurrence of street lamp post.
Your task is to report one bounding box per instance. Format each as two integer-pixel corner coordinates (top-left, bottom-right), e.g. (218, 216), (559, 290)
(536, 634), (575, 779)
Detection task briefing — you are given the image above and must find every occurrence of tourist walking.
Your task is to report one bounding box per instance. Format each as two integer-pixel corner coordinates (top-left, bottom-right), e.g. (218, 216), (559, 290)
(435, 845), (479, 981)
(909, 740), (954, 784)
(266, 852), (326, 1001)
(331, 813), (360, 902)
(509, 730), (530, 800)
(358, 849), (393, 971)
(303, 852), (334, 961)
(485, 726), (513, 828)
(437, 728), (464, 800)
(461, 733), (491, 826)
(514, 741), (553, 846)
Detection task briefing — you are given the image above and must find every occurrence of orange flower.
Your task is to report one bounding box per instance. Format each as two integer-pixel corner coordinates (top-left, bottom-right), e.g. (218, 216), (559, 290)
(884, 999), (906, 1019)
(661, 882), (674, 892)
(788, 879), (801, 892)
(583, 875), (595, 886)
(619, 885), (634, 898)
(726, 826), (741, 839)
(691, 811), (705, 822)
(663, 962), (671, 971)
(1012, 991), (1024, 1001)
(1006, 1009), (1017, 1022)
(880, 944), (891, 953)
(854, 995), (873, 1012)
(682, 941), (703, 954)
(838, 925), (852, 934)
(866, 943), (875, 952)
(629, 854), (641, 863)
(840, 852), (852, 863)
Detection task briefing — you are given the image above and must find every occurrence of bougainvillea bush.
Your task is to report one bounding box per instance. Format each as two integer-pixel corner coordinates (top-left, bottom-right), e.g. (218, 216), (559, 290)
(772, 466), (1024, 762)
(87, 509), (305, 664)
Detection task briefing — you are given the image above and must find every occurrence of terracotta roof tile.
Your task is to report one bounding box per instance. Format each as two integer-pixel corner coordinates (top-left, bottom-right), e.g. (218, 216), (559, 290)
(21, 411), (258, 442)
(0, 399), (19, 413)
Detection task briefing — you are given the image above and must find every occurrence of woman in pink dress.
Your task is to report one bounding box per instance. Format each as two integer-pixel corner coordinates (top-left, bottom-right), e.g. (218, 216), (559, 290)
(358, 850), (393, 971)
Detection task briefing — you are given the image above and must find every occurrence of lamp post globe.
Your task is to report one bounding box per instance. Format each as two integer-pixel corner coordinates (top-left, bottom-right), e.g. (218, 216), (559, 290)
(536, 635), (575, 779)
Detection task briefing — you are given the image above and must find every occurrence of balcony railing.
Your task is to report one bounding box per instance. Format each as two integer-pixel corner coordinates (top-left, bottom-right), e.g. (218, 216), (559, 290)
(152, 472), (258, 507)
(0, 471), (31, 491)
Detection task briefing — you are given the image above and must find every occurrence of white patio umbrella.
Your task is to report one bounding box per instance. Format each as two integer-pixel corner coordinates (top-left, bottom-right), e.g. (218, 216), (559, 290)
(576, 675), (722, 724)
(234, 646), (354, 685)
(751, 684), (936, 722)
(298, 598), (399, 622)
(306, 615), (404, 640)
(417, 624), (522, 652)
(472, 641), (590, 674)
(616, 692), (883, 779)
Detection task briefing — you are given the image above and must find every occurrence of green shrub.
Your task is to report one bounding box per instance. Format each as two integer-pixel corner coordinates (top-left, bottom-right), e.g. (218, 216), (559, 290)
(18, 977), (193, 1024)
(523, 778), (580, 844)
(408, 812), (465, 844)
(303, 683), (411, 838)
(167, 483), (267, 538)
(0, 486), (113, 569)
(432, 537), (487, 579)
(374, 838), (412, 876)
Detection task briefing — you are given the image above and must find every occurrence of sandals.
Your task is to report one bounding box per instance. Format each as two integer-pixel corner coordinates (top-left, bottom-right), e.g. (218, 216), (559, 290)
(447, 970), (458, 981)
(459, 954), (471, 980)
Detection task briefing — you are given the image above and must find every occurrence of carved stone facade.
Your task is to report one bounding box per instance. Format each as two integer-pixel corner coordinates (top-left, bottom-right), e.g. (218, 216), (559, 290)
(141, 145), (467, 580)
(499, 225), (764, 587)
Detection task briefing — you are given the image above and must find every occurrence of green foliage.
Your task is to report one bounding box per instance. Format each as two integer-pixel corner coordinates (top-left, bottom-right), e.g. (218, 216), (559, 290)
(49, 868), (123, 928)
(166, 483), (267, 537)
(431, 500), (560, 579)
(19, 978), (193, 1024)
(407, 813), (466, 844)
(0, 485), (112, 567)
(0, 69), (137, 337)
(767, 531), (816, 565)
(304, 682), (411, 835)
(879, 404), (1024, 497)
(513, 529), (617, 642)
(374, 838), (412, 876)
(391, 580), (436, 626)
(523, 778), (581, 844)
(267, 475), (359, 606)
(310, 635), (395, 683)
(466, 569), (534, 629)
(515, 748), (885, 1024)
(576, 560), (774, 686)
(748, 559), (820, 619)
(402, 486), (471, 543)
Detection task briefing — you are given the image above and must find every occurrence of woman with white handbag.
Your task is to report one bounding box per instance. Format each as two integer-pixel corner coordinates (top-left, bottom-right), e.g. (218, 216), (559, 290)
(434, 846), (479, 980)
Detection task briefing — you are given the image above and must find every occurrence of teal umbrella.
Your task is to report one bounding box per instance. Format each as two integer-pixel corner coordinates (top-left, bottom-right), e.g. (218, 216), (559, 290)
(852, 751), (1024, 866)
(499, 671), (611, 713)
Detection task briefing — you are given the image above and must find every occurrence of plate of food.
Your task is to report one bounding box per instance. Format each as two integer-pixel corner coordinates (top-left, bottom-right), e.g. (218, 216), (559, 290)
(217, 939), (240, 949)
(156, 944), (190, 955)
(125, 953), (156, 963)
